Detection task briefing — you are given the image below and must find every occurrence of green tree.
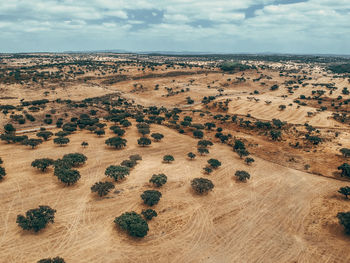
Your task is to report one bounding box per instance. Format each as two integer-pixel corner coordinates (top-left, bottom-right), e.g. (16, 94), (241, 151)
(198, 140), (213, 148)
(16, 206), (56, 232)
(193, 130), (204, 139)
(270, 130), (282, 141)
(245, 157), (255, 165)
(337, 212), (350, 235)
(0, 166), (6, 180)
(121, 159), (137, 168)
(54, 167), (81, 185)
(36, 131), (53, 141)
(198, 147), (209, 155)
(191, 178), (214, 194)
(203, 166), (213, 174)
(141, 209), (157, 220)
(338, 186), (350, 199)
(141, 190), (162, 206)
(235, 170), (250, 182)
(137, 137), (151, 147)
(338, 163), (350, 178)
(207, 159), (221, 169)
(4, 123), (16, 134)
(23, 138), (43, 149)
(62, 153), (87, 167)
(236, 148), (249, 159)
(187, 152), (196, 160)
(37, 257), (66, 263)
(105, 137), (127, 149)
(105, 165), (130, 181)
(340, 148), (350, 158)
(114, 211), (149, 237)
(94, 129), (105, 137)
(53, 137), (70, 146)
(149, 174), (167, 187)
(91, 181), (115, 197)
(151, 133), (164, 142)
(31, 158), (54, 172)
(129, 154), (142, 162)
(163, 155), (174, 163)
(81, 141), (88, 148)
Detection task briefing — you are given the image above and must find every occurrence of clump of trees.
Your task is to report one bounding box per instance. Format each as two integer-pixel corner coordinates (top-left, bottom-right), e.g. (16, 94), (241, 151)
(141, 190), (162, 206)
(31, 158), (54, 172)
(191, 178), (214, 194)
(105, 165), (130, 181)
(16, 206), (56, 232)
(149, 173), (167, 187)
(105, 137), (127, 149)
(91, 181), (115, 197)
(235, 170), (250, 182)
(141, 209), (157, 221)
(114, 211), (149, 237)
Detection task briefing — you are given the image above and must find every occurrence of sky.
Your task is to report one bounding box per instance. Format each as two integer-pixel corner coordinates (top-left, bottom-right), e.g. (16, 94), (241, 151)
(0, 0), (349, 54)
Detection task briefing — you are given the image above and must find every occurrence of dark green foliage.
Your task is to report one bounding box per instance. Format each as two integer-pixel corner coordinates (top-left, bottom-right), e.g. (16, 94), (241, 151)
(187, 152), (196, 160)
(207, 159), (221, 169)
(245, 157), (255, 165)
(53, 137), (70, 146)
(4, 123), (16, 134)
(198, 140), (213, 148)
(204, 122), (216, 130)
(54, 167), (81, 185)
(0, 166), (6, 180)
(141, 190), (162, 206)
(149, 173), (167, 187)
(91, 181), (115, 197)
(305, 135), (322, 145)
(121, 159), (137, 168)
(141, 209), (157, 220)
(328, 64), (350, 74)
(270, 130), (282, 141)
(31, 158), (54, 172)
(235, 170), (250, 181)
(272, 118), (286, 129)
(193, 130), (204, 139)
(137, 137), (152, 147)
(105, 137), (127, 149)
(198, 147), (209, 155)
(55, 131), (70, 137)
(236, 148), (250, 159)
(337, 212), (350, 235)
(234, 140), (245, 151)
(37, 257), (66, 263)
(340, 148), (350, 158)
(81, 141), (88, 147)
(129, 154), (142, 162)
(219, 62), (252, 72)
(94, 129), (105, 137)
(114, 211), (149, 237)
(23, 138), (43, 149)
(16, 206), (56, 232)
(270, 84), (279, 91)
(163, 155), (174, 163)
(110, 126), (125, 136)
(36, 131), (53, 141)
(62, 122), (77, 133)
(105, 165), (130, 181)
(62, 153), (87, 167)
(0, 157), (2, 165)
(203, 166), (213, 174)
(151, 133), (164, 142)
(338, 163), (350, 178)
(338, 186), (350, 199)
(191, 178), (214, 194)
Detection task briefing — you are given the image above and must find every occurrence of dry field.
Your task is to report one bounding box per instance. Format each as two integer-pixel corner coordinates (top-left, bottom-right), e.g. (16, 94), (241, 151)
(0, 54), (349, 262)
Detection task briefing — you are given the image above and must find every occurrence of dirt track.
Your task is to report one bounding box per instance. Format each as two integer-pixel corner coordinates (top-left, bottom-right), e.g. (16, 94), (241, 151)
(0, 124), (349, 263)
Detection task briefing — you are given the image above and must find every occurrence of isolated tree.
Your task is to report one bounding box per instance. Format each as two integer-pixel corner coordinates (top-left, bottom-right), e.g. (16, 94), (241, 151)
(129, 154), (142, 162)
(235, 170), (250, 182)
(191, 178), (214, 194)
(53, 137), (70, 146)
(198, 147), (209, 155)
(236, 148), (249, 159)
(149, 173), (167, 187)
(4, 123), (15, 134)
(207, 159), (221, 169)
(0, 166), (6, 180)
(81, 141), (88, 148)
(198, 140), (213, 148)
(187, 152), (196, 160)
(245, 157), (255, 165)
(23, 138), (43, 149)
(203, 166), (213, 174)
(337, 212), (350, 235)
(204, 122), (216, 130)
(141, 209), (157, 221)
(137, 137), (151, 147)
(141, 190), (162, 206)
(279, 105), (286, 111)
(31, 158), (54, 172)
(91, 181), (115, 197)
(105, 165), (130, 181)
(270, 130), (282, 141)
(163, 155), (174, 163)
(54, 167), (81, 185)
(338, 163), (350, 178)
(105, 137), (127, 149)
(114, 211), (149, 238)
(62, 153), (87, 167)
(340, 148), (350, 158)
(36, 131), (53, 141)
(151, 133), (164, 142)
(338, 186), (350, 199)
(37, 257), (66, 263)
(16, 206), (56, 232)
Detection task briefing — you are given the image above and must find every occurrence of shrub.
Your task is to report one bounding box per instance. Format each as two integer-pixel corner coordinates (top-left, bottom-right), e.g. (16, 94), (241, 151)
(31, 158), (55, 172)
(141, 190), (162, 206)
(16, 206), (56, 232)
(235, 170), (250, 181)
(105, 165), (130, 181)
(191, 178), (214, 194)
(338, 186), (350, 199)
(105, 137), (127, 149)
(141, 209), (157, 220)
(337, 212), (350, 235)
(163, 155), (174, 163)
(137, 137), (151, 147)
(207, 159), (221, 169)
(149, 174), (167, 187)
(37, 257), (66, 263)
(91, 181), (115, 197)
(114, 211), (149, 237)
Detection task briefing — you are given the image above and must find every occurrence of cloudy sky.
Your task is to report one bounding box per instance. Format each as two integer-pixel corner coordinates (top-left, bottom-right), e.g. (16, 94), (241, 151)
(0, 0), (349, 54)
